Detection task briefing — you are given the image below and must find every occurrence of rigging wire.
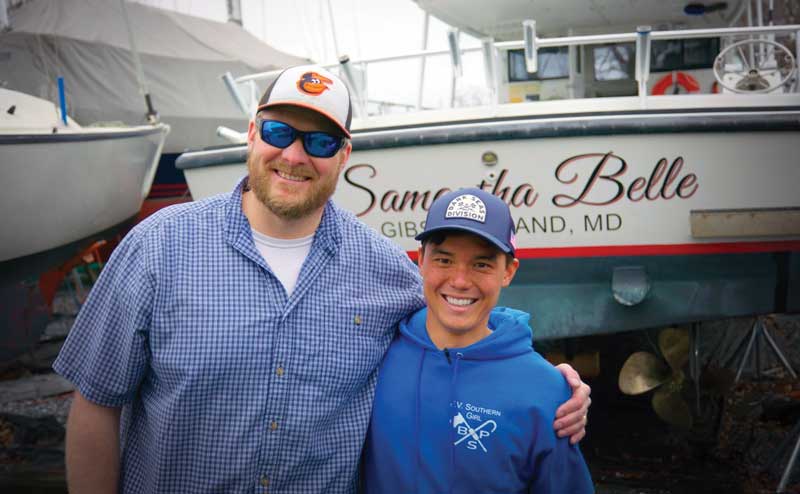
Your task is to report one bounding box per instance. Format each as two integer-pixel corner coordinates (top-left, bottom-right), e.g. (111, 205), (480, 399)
(325, 0), (341, 60)
(297, 0), (320, 61)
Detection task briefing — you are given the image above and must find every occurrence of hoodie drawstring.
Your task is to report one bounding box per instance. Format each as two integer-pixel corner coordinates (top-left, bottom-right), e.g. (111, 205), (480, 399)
(414, 348), (426, 492)
(448, 352), (462, 494)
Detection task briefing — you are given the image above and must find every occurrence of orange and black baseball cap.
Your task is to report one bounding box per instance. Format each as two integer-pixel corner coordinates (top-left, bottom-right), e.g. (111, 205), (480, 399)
(257, 64), (352, 138)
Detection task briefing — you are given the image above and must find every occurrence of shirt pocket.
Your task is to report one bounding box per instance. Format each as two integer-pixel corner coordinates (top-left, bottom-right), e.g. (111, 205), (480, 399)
(292, 299), (398, 397)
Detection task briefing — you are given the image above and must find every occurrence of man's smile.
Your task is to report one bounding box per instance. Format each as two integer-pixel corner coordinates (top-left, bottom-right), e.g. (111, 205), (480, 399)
(444, 295), (477, 307)
(274, 169), (310, 182)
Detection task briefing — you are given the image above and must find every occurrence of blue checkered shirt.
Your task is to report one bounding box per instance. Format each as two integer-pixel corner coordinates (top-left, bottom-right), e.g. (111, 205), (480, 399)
(54, 177), (424, 493)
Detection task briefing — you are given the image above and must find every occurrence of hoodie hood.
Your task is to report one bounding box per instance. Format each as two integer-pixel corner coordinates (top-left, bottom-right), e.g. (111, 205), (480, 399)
(398, 306), (534, 360)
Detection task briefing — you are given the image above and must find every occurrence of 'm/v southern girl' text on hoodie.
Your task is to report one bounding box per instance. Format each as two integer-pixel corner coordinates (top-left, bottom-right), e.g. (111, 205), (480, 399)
(363, 307), (593, 493)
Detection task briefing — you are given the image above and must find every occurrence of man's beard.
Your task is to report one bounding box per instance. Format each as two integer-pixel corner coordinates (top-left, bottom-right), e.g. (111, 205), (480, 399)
(246, 153), (339, 220)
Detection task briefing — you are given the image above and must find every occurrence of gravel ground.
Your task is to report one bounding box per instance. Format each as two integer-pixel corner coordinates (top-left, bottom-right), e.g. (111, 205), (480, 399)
(0, 291), (76, 493)
(0, 393), (73, 428)
(0, 289), (76, 427)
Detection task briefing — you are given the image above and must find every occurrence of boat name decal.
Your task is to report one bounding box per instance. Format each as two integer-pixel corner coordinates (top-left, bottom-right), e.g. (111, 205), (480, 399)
(553, 152), (698, 207)
(342, 151), (698, 217)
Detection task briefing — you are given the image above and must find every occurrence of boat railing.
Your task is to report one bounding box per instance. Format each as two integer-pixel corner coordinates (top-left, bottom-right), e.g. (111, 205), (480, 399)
(222, 22), (800, 119)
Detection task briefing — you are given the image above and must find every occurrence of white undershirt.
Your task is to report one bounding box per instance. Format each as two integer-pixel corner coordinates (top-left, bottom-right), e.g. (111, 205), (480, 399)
(251, 228), (314, 296)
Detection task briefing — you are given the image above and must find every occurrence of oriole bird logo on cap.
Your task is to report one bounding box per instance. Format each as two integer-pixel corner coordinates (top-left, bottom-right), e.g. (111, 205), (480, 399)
(297, 72), (333, 95)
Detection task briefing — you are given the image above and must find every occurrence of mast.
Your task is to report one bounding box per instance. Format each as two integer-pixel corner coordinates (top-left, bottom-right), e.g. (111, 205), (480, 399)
(227, 0), (242, 26)
(0, 0), (8, 31)
(118, 0), (158, 123)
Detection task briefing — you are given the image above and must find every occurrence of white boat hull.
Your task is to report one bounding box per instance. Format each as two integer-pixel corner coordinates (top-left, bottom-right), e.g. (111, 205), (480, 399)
(342, 134), (800, 255)
(0, 125), (168, 262)
(177, 96), (800, 339)
(181, 101), (800, 257)
(185, 162), (246, 203)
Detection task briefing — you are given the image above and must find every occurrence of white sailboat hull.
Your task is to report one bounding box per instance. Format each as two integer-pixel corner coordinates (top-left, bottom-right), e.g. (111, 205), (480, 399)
(0, 86), (169, 362)
(0, 125), (168, 262)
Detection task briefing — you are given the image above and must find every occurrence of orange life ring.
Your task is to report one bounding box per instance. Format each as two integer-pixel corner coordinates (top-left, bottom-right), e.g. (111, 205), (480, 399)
(651, 72), (701, 95)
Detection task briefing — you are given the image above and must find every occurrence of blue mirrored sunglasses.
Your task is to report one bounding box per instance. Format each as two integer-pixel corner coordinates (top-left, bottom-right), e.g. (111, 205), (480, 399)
(258, 119), (345, 158)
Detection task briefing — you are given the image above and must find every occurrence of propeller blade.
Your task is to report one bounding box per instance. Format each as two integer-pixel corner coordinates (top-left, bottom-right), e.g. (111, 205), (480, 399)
(652, 386), (693, 429)
(619, 351), (670, 395)
(659, 327), (689, 372)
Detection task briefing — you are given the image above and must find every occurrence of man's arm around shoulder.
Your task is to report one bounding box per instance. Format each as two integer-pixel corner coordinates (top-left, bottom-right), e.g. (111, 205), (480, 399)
(65, 391), (122, 493)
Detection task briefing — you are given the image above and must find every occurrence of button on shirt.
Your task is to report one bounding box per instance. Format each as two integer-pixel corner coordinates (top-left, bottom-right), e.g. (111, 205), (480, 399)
(53, 177), (425, 493)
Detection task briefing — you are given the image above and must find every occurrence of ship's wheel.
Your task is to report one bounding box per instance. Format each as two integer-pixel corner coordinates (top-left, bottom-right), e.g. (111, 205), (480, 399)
(713, 38), (796, 93)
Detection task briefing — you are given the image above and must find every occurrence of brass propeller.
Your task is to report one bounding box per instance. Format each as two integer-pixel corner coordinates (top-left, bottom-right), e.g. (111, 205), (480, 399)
(659, 327), (689, 372)
(652, 384), (693, 430)
(618, 352), (670, 395)
(618, 327), (693, 429)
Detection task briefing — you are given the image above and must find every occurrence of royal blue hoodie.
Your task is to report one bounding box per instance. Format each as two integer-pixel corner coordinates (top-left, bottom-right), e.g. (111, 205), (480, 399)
(363, 307), (593, 493)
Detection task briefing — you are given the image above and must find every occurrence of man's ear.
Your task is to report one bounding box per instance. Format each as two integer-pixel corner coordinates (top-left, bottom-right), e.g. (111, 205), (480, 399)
(246, 119), (257, 148)
(337, 140), (352, 174)
(417, 246), (425, 268)
(502, 257), (520, 287)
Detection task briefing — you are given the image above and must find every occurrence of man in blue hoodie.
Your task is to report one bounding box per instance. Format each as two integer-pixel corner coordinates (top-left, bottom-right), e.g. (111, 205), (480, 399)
(363, 188), (594, 493)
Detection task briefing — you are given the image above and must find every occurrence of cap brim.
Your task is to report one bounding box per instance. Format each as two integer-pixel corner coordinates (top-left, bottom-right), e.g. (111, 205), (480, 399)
(257, 101), (351, 138)
(415, 226), (514, 255)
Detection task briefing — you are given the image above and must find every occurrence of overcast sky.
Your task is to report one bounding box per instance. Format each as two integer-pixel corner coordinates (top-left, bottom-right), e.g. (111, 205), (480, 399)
(133, 0), (488, 110)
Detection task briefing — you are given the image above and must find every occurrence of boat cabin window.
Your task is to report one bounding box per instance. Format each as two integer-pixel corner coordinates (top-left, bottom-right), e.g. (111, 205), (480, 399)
(651, 38), (720, 72)
(593, 43), (635, 81)
(592, 37), (720, 81)
(508, 47), (570, 81)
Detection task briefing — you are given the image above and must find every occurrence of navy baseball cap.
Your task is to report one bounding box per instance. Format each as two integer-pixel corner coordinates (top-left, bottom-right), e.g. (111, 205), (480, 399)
(415, 188), (516, 255)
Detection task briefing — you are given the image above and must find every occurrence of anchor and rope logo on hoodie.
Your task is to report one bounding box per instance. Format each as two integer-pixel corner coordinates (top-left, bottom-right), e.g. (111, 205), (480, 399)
(452, 401), (502, 452)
